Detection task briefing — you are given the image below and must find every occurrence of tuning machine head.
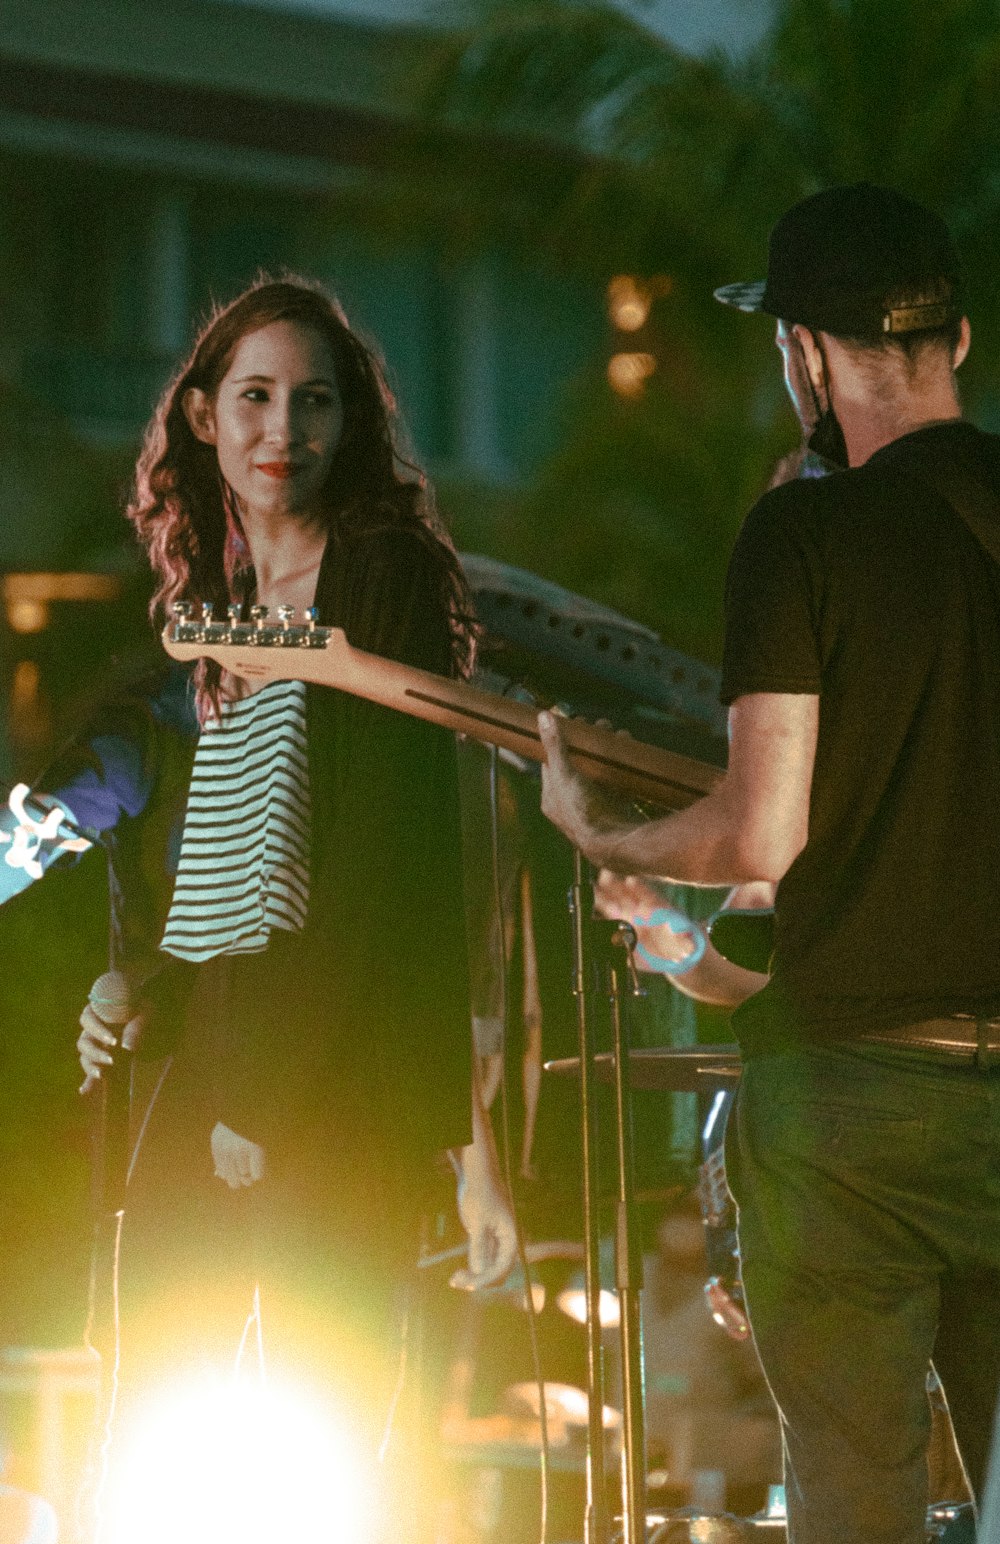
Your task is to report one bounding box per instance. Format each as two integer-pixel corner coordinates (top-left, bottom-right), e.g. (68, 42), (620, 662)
(171, 601), (193, 626)
(277, 605), (296, 631)
(249, 605), (269, 632)
(304, 607), (319, 633)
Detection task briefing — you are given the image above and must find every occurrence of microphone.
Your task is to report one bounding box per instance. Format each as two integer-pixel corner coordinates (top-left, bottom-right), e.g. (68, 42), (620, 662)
(89, 971), (132, 1032)
(89, 971), (134, 1216)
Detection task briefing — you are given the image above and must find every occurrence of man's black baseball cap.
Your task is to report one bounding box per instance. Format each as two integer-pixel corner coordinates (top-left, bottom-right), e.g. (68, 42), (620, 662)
(714, 182), (961, 337)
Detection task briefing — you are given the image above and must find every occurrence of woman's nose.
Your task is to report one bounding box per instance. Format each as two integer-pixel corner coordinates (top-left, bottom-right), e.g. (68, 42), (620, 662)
(262, 394), (303, 444)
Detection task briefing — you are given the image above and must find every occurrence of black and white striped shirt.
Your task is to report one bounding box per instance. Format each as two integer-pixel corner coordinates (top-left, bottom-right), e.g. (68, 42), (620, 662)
(161, 679), (311, 962)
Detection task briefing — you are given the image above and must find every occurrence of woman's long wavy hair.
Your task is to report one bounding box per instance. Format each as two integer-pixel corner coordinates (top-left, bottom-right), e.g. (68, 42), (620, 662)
(128, 274), (476, 721)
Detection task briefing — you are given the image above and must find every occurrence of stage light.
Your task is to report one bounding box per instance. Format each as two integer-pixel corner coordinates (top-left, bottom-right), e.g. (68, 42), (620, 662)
(101, 1374), (378, 1544)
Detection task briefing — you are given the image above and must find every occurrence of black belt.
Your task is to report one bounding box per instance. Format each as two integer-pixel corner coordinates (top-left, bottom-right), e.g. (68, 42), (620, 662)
(859, 1015), (1000, 1069)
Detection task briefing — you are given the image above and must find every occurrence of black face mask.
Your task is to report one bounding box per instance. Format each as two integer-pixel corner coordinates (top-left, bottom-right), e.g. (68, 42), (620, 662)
(803, 331), (849, 471)
(807, 406), (850, 471)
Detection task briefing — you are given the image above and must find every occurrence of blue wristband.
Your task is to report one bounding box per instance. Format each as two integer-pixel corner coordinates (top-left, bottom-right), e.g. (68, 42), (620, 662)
(631, 906), (706, 976)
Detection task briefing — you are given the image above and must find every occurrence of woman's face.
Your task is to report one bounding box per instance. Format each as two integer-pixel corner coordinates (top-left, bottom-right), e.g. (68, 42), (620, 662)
(186, 319), (344, 523)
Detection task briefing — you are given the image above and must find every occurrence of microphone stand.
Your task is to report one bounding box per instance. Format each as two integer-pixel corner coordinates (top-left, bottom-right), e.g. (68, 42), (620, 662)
(569, 851), (610, 1544)
(606, 924), (646, 1544)
(569, 857), (648, 1544)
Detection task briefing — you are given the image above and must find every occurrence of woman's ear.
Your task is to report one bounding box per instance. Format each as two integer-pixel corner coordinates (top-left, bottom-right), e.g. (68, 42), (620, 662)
(183, 387), (217, 445)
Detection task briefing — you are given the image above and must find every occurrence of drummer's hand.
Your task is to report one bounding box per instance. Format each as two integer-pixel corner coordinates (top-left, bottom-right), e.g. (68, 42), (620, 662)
(77, 1004), (148, 1095)
(594, 871), (701, 973)
(538, 712), (633, 866)
(211, 1122), (266, 1189)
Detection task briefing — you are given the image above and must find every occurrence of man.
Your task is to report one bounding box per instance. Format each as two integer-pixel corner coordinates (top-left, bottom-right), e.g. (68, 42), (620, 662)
(538, 182), (1000, 1544)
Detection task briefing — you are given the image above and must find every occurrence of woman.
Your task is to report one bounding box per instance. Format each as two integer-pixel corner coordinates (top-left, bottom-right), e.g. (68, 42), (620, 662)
(77, 276), (510, 1527)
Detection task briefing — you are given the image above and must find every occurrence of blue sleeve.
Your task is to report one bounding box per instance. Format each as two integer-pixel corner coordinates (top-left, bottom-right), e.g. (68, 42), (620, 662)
(33, 667), (196, 833)
(0, 669), (195, 907)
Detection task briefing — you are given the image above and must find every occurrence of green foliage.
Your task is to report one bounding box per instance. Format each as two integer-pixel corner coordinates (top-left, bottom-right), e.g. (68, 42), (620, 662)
(428, 0), (1000, 658)
(432, 0), (1000, 277)
(0, 382), (112, 569)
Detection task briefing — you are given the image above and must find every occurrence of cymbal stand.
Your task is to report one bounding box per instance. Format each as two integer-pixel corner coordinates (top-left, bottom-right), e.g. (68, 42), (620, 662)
(569, 850), (610, 1544)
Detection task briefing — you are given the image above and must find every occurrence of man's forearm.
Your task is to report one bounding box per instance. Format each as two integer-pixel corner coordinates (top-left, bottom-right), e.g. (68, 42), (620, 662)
(591, 786), (757, 885)
(539, 695), (817, 888)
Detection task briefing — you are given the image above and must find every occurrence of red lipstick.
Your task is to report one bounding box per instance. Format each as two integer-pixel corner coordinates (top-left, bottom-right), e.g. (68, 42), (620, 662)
(256, 462), (297, 479)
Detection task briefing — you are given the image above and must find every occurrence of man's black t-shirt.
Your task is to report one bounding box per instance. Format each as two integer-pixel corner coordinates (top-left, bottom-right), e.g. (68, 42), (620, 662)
(721, 421), (1000, 1052)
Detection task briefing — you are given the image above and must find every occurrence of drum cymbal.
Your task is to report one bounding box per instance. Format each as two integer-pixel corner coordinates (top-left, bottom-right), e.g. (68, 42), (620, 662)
(544, 1045), (741, 1094)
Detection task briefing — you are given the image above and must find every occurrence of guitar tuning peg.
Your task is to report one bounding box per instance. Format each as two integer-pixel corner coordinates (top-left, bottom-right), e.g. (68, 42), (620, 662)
(171, 601), (193, 621)
(201, 602), (215, 626)
(227, 604), (242, 627)
(277, 605), (296, 630)
(304, 607), (319, 633)
(249, 605), (268, 630)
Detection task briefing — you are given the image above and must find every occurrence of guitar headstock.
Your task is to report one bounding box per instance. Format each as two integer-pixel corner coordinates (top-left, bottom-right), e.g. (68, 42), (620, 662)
(162, 601), (337, 660)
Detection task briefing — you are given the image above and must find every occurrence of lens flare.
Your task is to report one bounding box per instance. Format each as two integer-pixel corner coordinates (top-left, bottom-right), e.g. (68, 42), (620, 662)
(102, 1374), (378, 1544)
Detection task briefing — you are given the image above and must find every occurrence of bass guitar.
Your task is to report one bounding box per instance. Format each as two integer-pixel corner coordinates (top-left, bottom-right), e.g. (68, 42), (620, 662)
(161, 603), (722, 811)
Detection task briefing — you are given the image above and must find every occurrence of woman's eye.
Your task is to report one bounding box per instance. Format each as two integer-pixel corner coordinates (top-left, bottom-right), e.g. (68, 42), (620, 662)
(241, 388), (269, 403)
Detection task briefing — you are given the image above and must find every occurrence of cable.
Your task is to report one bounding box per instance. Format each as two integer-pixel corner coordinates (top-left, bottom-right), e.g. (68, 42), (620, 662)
(487, 741), (549, 1544)
(80, 1053), (173, 1543)
(81, 1208), (124, 1544)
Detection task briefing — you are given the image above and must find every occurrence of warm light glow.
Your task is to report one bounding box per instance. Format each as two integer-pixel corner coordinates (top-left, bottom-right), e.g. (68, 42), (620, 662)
(2, 572), (120, 634)
(101, 1375), (378, 1544)
(7, 600), (49, 634)
(2, 572), (120, 603)
(607, 352), (657, 399)
(11, 661), (40, 709)
(607, 275), (652, 332)
(555, 1286), (621, 1328)
(607, 274), (673, 333)
(503, 1381), (622, 1431)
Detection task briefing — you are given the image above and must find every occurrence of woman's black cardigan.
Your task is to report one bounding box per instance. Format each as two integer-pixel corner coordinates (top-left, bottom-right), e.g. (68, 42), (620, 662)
(148, 517), (474, 1166)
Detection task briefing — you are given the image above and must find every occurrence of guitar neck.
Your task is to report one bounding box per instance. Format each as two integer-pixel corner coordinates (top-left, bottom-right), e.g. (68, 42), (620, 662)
(162, 615), (722, 810)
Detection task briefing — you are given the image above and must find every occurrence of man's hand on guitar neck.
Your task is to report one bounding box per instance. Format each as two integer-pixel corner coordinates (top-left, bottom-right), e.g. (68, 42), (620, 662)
(537, 711), (638, 869)
(539, 694), (819, 888)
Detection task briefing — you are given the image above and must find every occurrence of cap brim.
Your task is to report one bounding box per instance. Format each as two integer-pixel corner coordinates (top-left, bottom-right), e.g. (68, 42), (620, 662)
(713, 280), (768, 313)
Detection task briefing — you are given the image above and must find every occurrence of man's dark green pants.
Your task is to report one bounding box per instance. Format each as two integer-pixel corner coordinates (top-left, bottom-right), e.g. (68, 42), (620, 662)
(728, 1040), (1000, 1544)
